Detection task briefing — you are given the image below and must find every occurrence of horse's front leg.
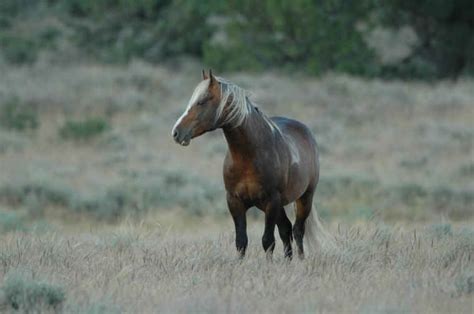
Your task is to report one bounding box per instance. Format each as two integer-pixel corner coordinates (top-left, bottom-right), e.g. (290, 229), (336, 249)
(261, 195), (281, 260)
(227, 194), (248, 258)
(277, 208), (293, 259)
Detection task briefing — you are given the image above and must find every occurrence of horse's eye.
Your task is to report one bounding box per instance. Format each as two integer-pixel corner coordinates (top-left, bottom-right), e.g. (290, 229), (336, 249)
(197, 99), (207, 106)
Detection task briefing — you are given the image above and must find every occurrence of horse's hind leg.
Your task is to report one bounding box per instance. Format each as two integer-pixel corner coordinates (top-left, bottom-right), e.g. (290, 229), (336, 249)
(294, 189), (314, 259)
(276, 208), (293, 259)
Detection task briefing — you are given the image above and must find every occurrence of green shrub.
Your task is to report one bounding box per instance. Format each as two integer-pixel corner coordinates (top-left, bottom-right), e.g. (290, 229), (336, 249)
(0, 211), (25, 233)
(2, 272), (65, 311)
(317, 175), (474, 221)
(71, 170), (225, 221)
(378, 0), (474, 78)
(1, 0), (472, 77)
(455, 272), (474, 295)
(59, 117), (109, 140)
(428, 223), (453, 239)
(0, 99), (39, 131)
(62, 0), (215, 63)
(0, 34), (38, 64)
(0, 0), (40, 17)
(204, 0), (377, 76)
(0, 180), (73, 207)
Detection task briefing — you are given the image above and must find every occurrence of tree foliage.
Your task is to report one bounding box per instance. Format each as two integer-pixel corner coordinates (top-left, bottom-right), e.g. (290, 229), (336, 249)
(0, 0), (472, 78)
(204, 0), (377, 75)
(378, 0), (474, 78)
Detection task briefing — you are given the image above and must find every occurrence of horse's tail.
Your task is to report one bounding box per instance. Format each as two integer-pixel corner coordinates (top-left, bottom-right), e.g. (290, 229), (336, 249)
(304, 207), (337, 252)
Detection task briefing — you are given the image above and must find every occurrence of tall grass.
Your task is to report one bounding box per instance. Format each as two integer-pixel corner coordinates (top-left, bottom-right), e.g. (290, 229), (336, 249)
(0, 224), (472, 313)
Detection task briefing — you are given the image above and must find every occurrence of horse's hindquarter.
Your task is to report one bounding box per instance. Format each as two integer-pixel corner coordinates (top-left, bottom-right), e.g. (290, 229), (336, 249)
(272, 117), (319, 204)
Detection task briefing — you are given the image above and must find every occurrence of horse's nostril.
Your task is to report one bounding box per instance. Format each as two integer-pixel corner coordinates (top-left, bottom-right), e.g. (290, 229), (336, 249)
(173, 130), (178, 139)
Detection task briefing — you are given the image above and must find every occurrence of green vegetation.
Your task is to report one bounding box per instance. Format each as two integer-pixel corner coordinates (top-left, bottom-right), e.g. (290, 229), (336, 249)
(0, 0), (472, 78)
(0, 170), (225, 222)
(204, 0), (376, 75)
(0, 171), (471, 223)
(317, 176), (473, 221)
(59, 117), (109, 141)
(0, 211), (25, 233)
(0, 99), (39, 131)
(0, 179), (73, 208)
(1, 272), (65, 312)
(455, 272), (474, 295)
(379, 0), (474, 78)
(0, 35), (38, 65)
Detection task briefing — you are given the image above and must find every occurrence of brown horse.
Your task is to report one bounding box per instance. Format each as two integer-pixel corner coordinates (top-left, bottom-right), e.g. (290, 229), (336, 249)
(172, 70), (329, 259)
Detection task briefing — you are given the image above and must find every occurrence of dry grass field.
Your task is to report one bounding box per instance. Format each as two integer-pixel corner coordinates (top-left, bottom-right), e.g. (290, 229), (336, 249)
(0, 222), (472, 313)
(0, 60), (473, 313)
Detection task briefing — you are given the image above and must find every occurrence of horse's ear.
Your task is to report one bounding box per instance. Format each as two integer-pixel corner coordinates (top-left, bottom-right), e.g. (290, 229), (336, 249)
(202, 69), (208, 80)
(209, 69), (216, 85)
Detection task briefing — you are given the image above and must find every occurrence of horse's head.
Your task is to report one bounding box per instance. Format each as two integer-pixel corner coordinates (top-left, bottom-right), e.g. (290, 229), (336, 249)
(172, 70), (222, 146)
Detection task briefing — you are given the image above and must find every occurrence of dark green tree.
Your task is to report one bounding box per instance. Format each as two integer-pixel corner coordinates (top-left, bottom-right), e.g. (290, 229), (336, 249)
(378, 0), (474, 78)
(203, 0), (377, 75)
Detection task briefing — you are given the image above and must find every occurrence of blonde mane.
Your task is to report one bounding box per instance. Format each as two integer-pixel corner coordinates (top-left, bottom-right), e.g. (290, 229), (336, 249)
(215, 77), (252, 128)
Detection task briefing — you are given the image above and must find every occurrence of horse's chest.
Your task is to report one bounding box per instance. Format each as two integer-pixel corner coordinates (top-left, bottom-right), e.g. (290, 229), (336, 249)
(224, 167), (265, 201)
(235, 177), (262, 200)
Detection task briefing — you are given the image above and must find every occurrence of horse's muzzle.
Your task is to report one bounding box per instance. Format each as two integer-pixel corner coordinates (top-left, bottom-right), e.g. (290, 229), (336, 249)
(172, 127), (191, 146)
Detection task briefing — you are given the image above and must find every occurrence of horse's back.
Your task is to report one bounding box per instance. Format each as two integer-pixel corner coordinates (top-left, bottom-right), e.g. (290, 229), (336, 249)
(271, 116), (318, 151)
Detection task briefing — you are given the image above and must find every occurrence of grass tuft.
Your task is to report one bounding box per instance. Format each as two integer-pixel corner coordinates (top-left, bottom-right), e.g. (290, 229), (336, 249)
(455, 272), (474, 295)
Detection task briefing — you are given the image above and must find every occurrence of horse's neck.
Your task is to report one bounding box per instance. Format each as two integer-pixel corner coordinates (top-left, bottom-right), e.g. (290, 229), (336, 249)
(222, 106), (275, 160)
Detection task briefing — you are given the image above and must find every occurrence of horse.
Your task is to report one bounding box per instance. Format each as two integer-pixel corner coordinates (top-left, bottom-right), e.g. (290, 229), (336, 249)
(172, 70), (330, 259)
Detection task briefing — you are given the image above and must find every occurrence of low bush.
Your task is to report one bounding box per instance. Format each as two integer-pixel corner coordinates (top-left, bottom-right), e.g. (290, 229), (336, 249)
(455, 272), (474, 295)
(1, 272), (65, 312)
(71, 169), (225, 221)
(428, 223), (453, 239)
(0, 169), (225, 222)
(0, 210), (25, 233)
(0, 34), (38, 65)
(59, 117), (109, 141)
(0, 179), (73, 207)
(0, 99), (39, 131)
(317, 176), (473, 221)
(1, 171), (469, 223)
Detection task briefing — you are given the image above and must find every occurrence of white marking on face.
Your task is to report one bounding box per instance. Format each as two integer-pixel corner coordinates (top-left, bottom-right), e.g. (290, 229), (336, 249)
(187, 79), (210, 109)
(172, 79), (210, 135)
